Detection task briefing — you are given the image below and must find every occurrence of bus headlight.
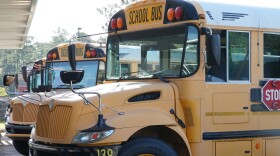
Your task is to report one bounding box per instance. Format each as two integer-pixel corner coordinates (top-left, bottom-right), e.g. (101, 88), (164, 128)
(72, 130), (114, 144)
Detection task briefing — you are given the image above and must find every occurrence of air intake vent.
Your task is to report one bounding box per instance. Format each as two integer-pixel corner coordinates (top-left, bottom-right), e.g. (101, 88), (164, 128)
(128, 92), (160, 102)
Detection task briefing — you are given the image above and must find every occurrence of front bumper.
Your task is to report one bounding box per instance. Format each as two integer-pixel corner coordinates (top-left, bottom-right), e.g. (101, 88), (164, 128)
(29, 140), (121, 156)
(5, 123), (32, 140)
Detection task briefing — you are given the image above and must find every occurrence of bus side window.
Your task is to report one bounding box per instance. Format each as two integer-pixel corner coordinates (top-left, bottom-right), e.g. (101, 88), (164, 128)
(206, 48), (227, 82)
(206, 30), (250, 82)
(263, 33), (280, 78)
(227, 31), (250, 81)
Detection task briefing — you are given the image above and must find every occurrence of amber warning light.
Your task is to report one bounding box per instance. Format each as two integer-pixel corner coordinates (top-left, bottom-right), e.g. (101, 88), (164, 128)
(85, 50), (97, 58)
(110, 17), (124, 30)
(167, 6), (183, 22)
(47, 50), (59, 60)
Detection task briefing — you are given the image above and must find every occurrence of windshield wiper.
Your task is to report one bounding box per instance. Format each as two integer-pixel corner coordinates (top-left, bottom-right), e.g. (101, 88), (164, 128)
(54, 84), (68, 90)
(117, 71), (141, 82)
(153, 73), (170, 83)
(73, 85), (85, 89)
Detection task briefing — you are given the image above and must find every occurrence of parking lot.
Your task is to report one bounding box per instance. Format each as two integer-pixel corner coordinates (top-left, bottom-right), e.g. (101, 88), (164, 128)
(0, 132), (20, 156)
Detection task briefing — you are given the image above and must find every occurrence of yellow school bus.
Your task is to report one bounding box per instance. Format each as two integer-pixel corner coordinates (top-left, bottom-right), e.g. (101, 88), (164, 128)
(29, 0), (280, 156)
(5, 42), (105, 156)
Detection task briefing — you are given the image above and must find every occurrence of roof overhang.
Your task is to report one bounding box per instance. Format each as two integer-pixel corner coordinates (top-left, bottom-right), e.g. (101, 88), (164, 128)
(0, 0), (37, 49)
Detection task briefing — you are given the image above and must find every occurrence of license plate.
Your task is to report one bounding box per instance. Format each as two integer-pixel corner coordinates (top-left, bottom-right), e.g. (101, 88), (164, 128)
(93, 146), (119, 156)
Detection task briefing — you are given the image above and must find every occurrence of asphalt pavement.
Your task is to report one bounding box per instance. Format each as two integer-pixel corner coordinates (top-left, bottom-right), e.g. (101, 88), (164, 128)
(0, 131), (21, 156)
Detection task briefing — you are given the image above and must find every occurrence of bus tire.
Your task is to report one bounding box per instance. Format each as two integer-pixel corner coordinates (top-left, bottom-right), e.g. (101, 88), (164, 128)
(13, 140), (29, 156)
(118, 137), (177, 156)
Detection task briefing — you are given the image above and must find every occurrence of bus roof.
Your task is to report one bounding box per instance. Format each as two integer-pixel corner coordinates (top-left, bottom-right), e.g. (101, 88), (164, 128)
(196, 0), (280, 30)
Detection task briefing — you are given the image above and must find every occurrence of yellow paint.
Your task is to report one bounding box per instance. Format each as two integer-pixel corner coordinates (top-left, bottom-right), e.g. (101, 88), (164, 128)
(125, 0), (166, 30)
(29, 0), (280, 156)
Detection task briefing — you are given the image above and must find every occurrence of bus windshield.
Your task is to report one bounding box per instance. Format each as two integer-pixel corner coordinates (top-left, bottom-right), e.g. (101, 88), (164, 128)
(46, 60), (100, 89)
(106, 25), (199, 80)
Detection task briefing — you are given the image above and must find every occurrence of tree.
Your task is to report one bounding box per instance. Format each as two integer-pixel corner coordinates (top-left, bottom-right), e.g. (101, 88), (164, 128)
(36, 42), (53, 59)
(71, 31), (93, 43)
(50, 27), (69, 47)
(97, 0), (137, 32)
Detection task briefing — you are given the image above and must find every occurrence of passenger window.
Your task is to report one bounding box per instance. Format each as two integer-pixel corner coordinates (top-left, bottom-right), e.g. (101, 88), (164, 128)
(264, 33), (280, 78)
(206, 30), (250, 82)
(227, 31), (250, 81)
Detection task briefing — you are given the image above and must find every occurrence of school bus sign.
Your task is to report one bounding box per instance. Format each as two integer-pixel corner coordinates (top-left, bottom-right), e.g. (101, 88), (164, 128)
(125, 1), (165, 29)
(262, 80), (280, 110)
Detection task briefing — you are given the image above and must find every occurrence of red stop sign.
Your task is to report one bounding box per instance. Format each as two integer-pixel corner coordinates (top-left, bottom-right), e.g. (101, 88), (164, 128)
(262, 80), (280, 110)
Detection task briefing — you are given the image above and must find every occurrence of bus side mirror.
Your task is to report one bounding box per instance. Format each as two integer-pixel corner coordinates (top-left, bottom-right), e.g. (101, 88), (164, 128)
(3, 75), (15, 86)
(206, 34), (221, 66)
(68, 44), (76, 70)
(21, 66), (28, 82)
(60, 70), (84, 84)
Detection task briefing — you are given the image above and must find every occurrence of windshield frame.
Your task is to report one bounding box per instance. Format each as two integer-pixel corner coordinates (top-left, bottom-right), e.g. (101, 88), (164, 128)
(105, 24), (200, 80)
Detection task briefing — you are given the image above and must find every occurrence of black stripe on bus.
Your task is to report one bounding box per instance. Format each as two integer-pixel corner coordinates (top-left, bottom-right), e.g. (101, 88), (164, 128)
(203, 129), (280, 140)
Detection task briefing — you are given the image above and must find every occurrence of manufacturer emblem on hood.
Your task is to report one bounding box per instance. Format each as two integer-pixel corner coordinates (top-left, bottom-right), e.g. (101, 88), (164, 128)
(21, 100), (27, 107)
(49, 99), (55, 111)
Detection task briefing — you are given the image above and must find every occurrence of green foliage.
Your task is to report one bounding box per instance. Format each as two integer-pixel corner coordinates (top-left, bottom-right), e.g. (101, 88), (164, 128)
(0, 87), (7, 96)
(50, 27), (70, 47)
(72, 31), (93, 43)
(0, 27), (72, 86)
(97, 0), (137, 32)
(0, 120), (4, 130)
(0, 27), (102, 87)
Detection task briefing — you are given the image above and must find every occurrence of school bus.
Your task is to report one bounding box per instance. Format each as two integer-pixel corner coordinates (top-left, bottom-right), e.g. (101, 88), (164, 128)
(29, 0), (280, 156)
(4, 42), (105, 156)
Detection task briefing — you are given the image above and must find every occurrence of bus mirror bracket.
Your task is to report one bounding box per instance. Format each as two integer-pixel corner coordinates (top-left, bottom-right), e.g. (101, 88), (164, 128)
(21, 66), (28, 82)
(60, 70), (121, 132)
(68, 44), (77, 70)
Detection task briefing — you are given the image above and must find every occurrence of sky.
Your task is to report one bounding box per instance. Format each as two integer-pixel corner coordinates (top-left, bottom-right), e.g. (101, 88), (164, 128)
(28, 0), (116, 42)
(28, 0), (280, 42)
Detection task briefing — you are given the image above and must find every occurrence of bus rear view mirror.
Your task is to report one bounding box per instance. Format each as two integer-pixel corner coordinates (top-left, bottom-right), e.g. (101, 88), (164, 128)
(68, 44), (77, 70)
(60, 70), (84, 84)
(21, 66), (28, 82)
(206, 34), (221, 66)
(3, 75), (15, 86)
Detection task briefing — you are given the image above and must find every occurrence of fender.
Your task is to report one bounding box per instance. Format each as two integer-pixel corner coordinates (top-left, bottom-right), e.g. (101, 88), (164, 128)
(76, 101), (176, 131)
(76, 102), (177, 144)
(107, 103), (177, 128)
(168, 125), (192, 156)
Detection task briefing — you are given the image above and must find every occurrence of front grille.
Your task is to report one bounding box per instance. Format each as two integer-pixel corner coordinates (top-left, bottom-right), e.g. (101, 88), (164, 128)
(13, 104), (24, 121)
(13, 103), (39, 122)
(36, 105), (72, 139)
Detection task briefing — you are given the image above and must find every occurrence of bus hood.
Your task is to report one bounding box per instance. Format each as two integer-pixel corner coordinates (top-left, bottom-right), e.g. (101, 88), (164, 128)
(34, 82), (178, 144)
(43, 81), (177, 108)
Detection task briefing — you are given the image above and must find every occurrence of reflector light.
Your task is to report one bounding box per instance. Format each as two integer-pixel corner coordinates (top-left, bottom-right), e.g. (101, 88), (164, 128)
(52, 52), (57, 60)
(117, 17), (124, 29)
(47, 53), (52, 60)
(91, 133), (99, 140)
(111, 18), (117, 30)
(255, 143), (261, 149)
(175, 6), (183, 20)
(167, 8), (175, 21)
(91, 50), (97, 57)
(86, 50), (91, 58)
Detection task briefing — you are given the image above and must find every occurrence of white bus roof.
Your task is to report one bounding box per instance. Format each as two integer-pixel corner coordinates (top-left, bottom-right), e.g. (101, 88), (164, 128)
(195, 0), (280, 30)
